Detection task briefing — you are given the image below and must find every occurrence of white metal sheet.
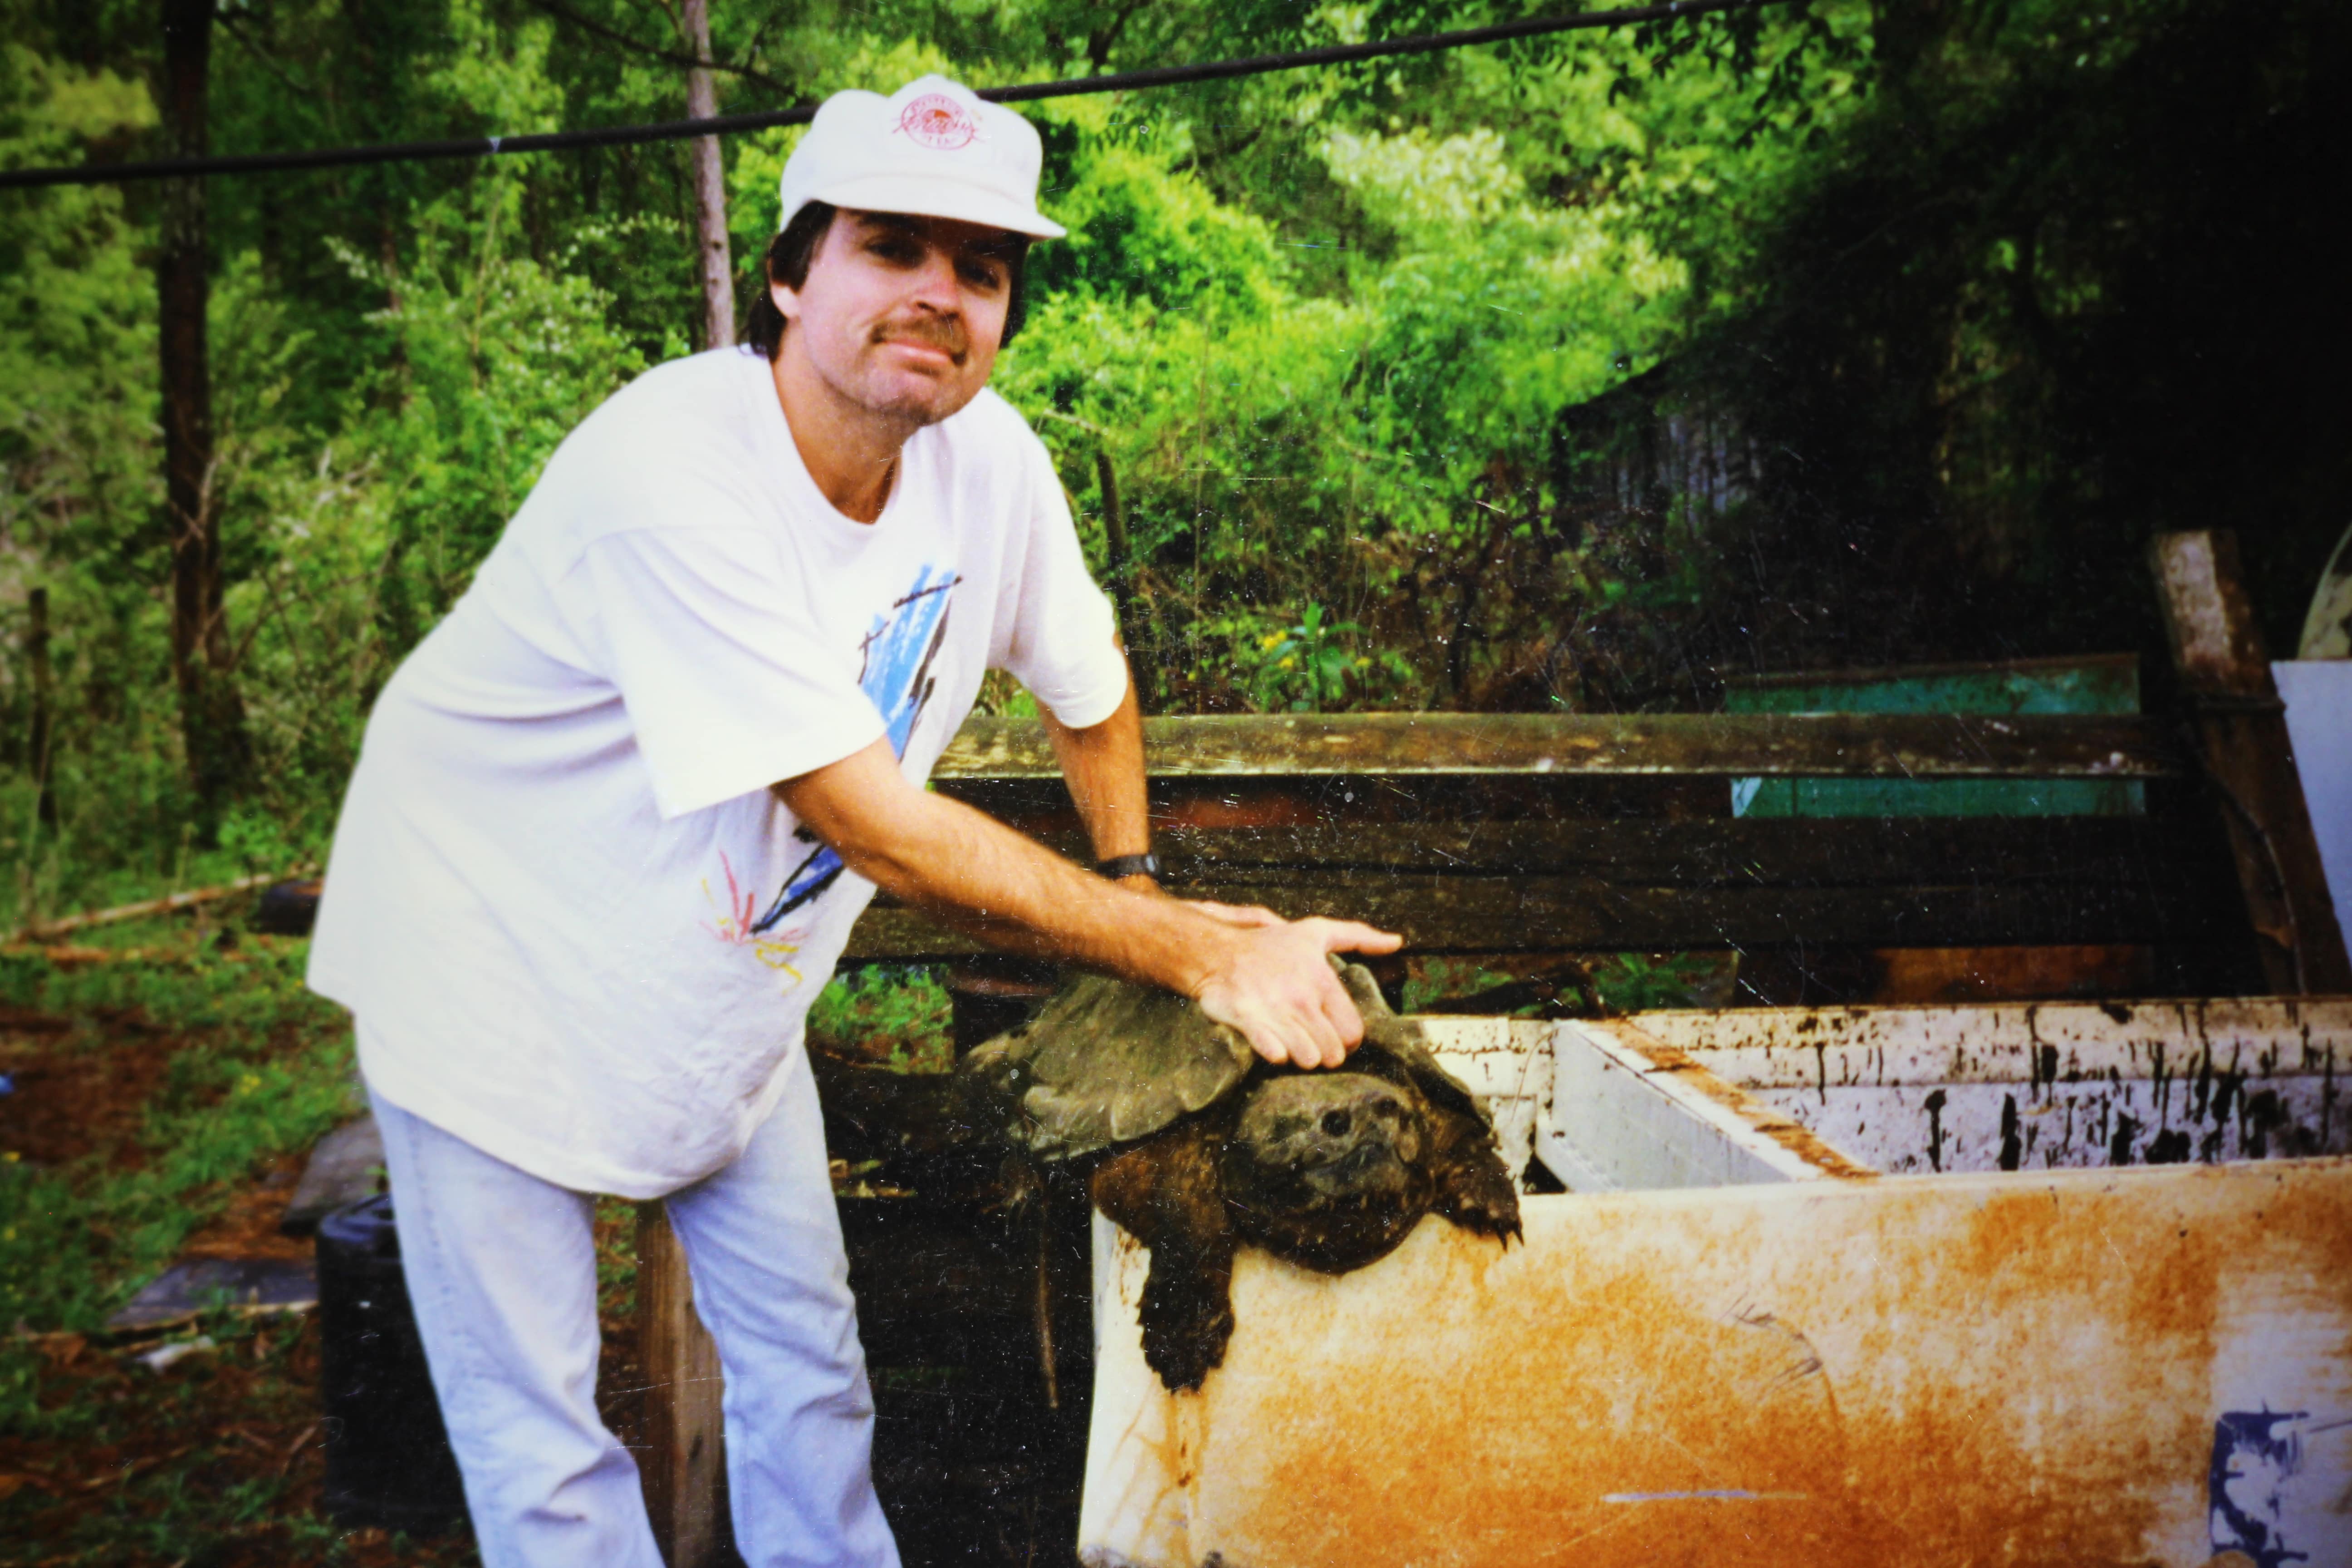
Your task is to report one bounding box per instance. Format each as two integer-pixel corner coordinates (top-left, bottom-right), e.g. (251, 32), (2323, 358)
(1545, 1020), (1855, 1191)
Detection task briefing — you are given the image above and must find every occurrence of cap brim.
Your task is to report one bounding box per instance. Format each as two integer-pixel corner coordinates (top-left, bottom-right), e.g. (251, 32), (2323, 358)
(808, 173), (1066, 240)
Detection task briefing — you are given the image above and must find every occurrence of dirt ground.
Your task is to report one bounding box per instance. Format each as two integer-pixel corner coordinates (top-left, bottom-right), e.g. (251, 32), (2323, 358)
(0, 1002), (183, 1172)
(0, 990), (477, 1565)
(3, 1000), (1081, 1566)
(0, 1181), (667, 1567)
(0, 1315), (484, 1568)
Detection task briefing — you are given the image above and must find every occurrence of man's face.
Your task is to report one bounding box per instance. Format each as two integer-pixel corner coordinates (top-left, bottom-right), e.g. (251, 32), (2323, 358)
(774, 210), (1019, 428)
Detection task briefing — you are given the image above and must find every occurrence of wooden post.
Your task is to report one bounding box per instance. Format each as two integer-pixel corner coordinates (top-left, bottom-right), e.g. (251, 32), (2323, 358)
(681, 0), (734, 350)
(1093, 448), (1151, 665)
(2150, 530), (2352, 992)
(27, 586), (55, 828)
(636, 1202), (730, 1567)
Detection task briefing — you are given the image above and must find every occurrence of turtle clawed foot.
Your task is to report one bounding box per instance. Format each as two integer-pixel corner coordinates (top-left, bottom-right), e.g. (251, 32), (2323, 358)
(1468, 1207), (1524, 1251)
(1140, 1278), (1235, 1393)
(1144, 1327), (1228, 1393)
(1435, 1158), (1524, 1249)
(1468, 1203), (1525, 1250)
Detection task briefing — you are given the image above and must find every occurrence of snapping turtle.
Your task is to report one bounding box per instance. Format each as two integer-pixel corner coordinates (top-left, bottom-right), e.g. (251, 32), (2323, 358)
(962, 960), (1521, 1391)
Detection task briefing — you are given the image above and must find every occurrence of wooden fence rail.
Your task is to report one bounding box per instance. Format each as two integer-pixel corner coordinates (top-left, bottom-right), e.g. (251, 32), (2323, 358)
(934, 711), (2185, 780)
(845, 817), (2208, 960)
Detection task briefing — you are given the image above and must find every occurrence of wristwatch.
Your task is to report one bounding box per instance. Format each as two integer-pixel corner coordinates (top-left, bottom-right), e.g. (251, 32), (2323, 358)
(1095, 852), (1161, 881)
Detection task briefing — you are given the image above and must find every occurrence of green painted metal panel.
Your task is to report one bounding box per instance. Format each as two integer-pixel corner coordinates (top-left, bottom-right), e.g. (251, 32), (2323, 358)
(1724, 657), (2143, 818)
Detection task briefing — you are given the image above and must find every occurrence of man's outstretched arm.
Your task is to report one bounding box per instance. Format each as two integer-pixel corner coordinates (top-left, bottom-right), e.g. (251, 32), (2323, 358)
(1041, 674), (1154, 881)
(775, 736), (1398, 1068)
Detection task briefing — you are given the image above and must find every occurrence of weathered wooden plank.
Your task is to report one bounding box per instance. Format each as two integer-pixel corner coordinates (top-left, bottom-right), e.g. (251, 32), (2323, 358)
(937, 772), (1738, 835)
(1754, 1073), (2347, 1173)
(1721, 651), (2142, 691)
(2151, 530), (2352, 992)
(843, 870), (2194, 959)
(996, 816), (2193, 884)
(935, 712), (2184, 780)
(635, 1204), (729, 1568)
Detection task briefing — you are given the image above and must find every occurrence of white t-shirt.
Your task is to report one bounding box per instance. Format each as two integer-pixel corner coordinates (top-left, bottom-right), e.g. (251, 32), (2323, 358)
(308, 347), (1127, 1198)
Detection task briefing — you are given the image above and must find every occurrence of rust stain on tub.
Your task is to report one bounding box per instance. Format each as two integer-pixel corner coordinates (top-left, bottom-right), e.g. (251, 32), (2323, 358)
(1198, 1221), (1893, 1568)
(1089, 1161), (2352, 1568)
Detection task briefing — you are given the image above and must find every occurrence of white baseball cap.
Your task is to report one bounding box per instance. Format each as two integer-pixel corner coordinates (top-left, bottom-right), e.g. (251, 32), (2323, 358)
(778, 75), (1066, 240)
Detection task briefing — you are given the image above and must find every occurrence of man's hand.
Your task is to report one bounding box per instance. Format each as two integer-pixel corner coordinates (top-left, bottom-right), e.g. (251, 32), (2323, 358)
(1190, 917), (1401, 1070)
(1185, 900), (1284, 928)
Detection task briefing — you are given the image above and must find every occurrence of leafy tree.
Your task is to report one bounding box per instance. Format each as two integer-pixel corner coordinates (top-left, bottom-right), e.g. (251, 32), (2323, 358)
(1, 0), (2342, 921)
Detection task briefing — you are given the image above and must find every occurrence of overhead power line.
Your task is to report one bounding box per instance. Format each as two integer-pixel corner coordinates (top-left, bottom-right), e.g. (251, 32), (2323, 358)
(0, 0), (1783, 191)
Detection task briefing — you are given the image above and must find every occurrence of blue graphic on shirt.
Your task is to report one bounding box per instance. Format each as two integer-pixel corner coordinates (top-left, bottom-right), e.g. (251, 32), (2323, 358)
(750, 564), (959, 934)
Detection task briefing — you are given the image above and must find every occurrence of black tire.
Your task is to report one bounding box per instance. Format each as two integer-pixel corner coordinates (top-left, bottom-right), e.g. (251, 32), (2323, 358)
(251, 877), (324, 937)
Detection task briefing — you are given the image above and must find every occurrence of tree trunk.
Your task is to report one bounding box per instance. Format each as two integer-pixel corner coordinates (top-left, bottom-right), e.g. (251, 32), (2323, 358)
(1095, 449), (1152, 670)
(682, 0), (735, 349)
(158, 0), (251, 819)
(27, 586), (56, 830)
(1870, 0), (1958, 103)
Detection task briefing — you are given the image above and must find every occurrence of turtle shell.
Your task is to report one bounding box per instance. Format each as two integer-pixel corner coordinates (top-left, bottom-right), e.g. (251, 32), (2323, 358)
(961, 971), (1254, 1159)
(960, 959), (1484, 1159)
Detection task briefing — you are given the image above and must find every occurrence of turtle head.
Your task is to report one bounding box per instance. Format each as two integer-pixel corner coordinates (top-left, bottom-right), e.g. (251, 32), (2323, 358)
(1220, 1072), (1431, 1270)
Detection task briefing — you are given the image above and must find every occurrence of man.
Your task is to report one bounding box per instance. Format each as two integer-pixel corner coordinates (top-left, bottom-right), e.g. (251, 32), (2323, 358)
(308, 75), (1397, 1568)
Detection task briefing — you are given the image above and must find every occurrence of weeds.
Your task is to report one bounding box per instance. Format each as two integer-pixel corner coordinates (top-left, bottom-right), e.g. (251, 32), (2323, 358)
(806, 965), (955, 1073)
(0, 927), (359, 1341)
(0, 1307), (480, 1566)
(0, 916), (479, 1563)
(1400, 951), (1739, 1014)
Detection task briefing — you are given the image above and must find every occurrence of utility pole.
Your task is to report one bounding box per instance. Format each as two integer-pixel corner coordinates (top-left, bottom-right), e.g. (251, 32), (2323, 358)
(639, 20), (740, 1540)
(682, 0), (734, 349)
(648, 20), (741, 1495)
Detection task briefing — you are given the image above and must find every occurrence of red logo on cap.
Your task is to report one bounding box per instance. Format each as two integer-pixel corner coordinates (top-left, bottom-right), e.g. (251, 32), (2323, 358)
(898, 93), (979, 150)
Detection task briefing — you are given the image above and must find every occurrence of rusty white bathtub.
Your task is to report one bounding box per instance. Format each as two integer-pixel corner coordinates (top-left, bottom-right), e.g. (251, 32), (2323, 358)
(1079, 997), (2352, 1568)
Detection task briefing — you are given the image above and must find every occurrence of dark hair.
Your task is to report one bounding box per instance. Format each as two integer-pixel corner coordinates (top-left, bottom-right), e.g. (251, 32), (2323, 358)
(740, 200), (1031, 359)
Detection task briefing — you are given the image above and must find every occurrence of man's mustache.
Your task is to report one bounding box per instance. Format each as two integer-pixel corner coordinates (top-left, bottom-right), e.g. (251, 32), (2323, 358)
(871, 314), (968, 363)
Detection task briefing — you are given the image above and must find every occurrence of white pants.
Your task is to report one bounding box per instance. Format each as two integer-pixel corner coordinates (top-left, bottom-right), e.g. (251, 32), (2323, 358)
(370, 1047), (901, 1568)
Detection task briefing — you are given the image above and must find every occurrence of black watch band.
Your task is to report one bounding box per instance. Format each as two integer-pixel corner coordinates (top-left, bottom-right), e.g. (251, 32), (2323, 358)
(1095, 852), (1161, 881)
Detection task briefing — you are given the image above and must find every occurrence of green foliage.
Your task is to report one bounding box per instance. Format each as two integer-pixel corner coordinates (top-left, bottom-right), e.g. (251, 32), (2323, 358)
(0, 940), (360, 1343)
(0, 1308), (480, 1563)
(332, 179), (652, 632)
(804, 965), (955, 1073)
(1225, 602), (1402, 713)
(1023, 101), (1289, 321)
(4, 0), (1865, 906)
(2, 0), (2338, 920)
(593, 1193), (639, 1324)
(1584, 951), (1739, 1012)
(1397, 950), (1737, 1013)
